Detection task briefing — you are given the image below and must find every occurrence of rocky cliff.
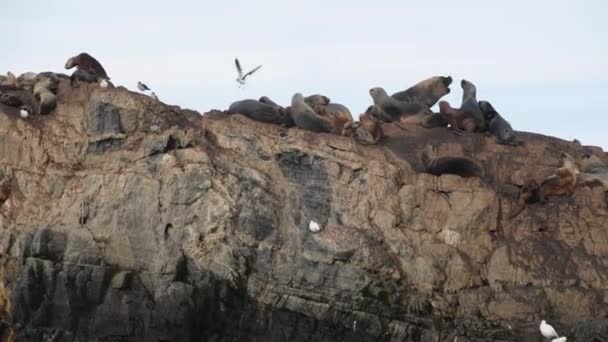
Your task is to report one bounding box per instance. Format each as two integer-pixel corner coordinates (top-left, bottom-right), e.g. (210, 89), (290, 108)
(0, 80), (607, 342)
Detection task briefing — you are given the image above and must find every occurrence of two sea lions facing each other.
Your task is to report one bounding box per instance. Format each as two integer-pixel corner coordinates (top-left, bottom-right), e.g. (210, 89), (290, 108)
(420, 145), (484, 178)
(510, 152), (580, 218)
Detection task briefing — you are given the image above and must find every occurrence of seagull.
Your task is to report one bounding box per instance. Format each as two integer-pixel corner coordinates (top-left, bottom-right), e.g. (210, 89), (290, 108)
(137, 81), (151, 92)
(551, 337), (567, 342)
(309, 220), (321, 233)
(234, 58), (262, 88)
(100, 79), (109, 89)
(540, 320), (559, 339)
(150, 92), (159, 101)
(19, 107), (30, 119)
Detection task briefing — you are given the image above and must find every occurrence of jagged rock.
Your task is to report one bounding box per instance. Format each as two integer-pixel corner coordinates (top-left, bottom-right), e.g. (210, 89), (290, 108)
(0, 77), (606, 341)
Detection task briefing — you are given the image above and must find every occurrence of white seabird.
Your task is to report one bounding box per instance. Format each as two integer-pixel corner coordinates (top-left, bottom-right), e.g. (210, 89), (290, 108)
(308, 220), (321, 233)
(150, 92), (159, 101)
(540, 320), (559, 339)
(19, 107), (29, 119)
(551, 337), (567, 342)
(137, 81), (151, 92)
(100, 79), (109, 89)
(234, 58), (262, 88)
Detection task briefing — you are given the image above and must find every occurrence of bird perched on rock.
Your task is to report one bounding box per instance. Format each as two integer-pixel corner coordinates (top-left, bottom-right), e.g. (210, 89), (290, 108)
(19, 106), (30, 119)
(234, 58), (262, 88)
(150, 92), (159, 101)
(137, 81), (151, 92)
(308, 220), (322, 232)
(540, 320), (560, 340)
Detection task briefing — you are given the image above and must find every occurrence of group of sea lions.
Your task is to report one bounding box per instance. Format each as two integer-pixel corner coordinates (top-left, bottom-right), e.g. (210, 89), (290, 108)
(227, 76), (517, 146)
(1, 52), (606, 222)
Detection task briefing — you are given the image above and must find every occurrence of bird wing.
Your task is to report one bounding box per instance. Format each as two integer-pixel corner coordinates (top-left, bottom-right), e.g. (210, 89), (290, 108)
(243, 65), (262, 80)
(234, 58), (243, 77)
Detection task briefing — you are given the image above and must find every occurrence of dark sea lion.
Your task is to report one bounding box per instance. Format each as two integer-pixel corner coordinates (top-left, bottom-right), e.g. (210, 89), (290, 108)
(509, 179), (541, 218)
(369, 87), (432, 122)
(259, 96), (283, 109)
(421, 145), (484, 178)
(228, 99), (292, 126)
(539, 153), (579, 201)
(65, 52), (109, 85)
(392, 76), (453, 107)
(478, 100), (516, 144)
(304, 94), (330, 107)
(290, 93), (334, 133)
(421, 112), (448, 128)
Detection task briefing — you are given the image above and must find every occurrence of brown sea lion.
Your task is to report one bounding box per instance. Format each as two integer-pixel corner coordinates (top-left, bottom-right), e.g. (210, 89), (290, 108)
(421, 145), (484, 178)
(577, 154), (608, 191)
(65, 52), (109, 85)
(439, 80), (485, 133)
(290, 93), (334, 133)
(438, 101), (478, 133)
(0, 72), (17, 87)
(342, 106), (383, 145)
(313, 103), (354, 131)
(539, 153), (579, 201)
(369, 87), (432, 122)
(392, 76), (453, 107)
(228, 99), (293, 126)
(304, 94), (330, 107)
(33, 77), (58, 115)
(509, 179), (542, 218)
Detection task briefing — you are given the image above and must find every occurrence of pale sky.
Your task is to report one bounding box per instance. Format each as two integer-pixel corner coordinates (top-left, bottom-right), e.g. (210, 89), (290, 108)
(3, 1), (607, 148)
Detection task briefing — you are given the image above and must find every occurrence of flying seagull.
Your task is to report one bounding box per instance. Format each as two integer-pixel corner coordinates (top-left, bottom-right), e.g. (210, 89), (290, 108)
(137, 81), (151, 92)
(235, 58), (262, 88)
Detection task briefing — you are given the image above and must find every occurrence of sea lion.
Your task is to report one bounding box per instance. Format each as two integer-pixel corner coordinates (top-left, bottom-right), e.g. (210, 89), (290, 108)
(438, 101), (478, 133)
(392, 76), (453, 107)
(351, 108), (383, 144)
(33, 77), (58, 115)
(313, 102), (354, 132)
(0, 72), (17, 87)
(290, 93), (334, 133)
(577, 154), (608, 191)
(304, 94), (330, 107)
(420, 112), (449, 128)
(228, 99), (292, 126)
(65, 52), (109, 84)
(259, 96), (283, 109)
(69, 69), (100, 85)
(539, 152), (579, 201)
(369, 87), (432, 122)
(509, 179), (542, 218)
(421, 145), (484, 178)
(478, 100), (516, 144)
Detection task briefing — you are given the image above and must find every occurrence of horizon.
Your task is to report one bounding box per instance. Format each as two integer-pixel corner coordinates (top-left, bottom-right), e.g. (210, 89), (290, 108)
(3, 1), (607, 149)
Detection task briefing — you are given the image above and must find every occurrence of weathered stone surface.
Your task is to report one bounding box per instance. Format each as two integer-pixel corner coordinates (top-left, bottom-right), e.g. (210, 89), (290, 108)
(0, 78), (607, 341)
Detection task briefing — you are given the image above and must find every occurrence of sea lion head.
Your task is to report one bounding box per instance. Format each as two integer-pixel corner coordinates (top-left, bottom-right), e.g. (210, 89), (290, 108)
(427, 75), (452, 97)
(561, 152), (580, 174)
(369, 87), (388, 101)
(65, 57), (76, 69)
(291, 93), (305, 107)
(478, 100), (498, 121)
(461, 79), (477, 96)
(304, 94), (330, 106)
(364, 104), (385, 121)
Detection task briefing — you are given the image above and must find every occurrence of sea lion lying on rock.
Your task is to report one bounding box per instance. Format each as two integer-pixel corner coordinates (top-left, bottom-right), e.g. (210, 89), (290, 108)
(290, 93), (334, 133)
(421, 145), (484, 178)
(342, 106), (383, 145)
(228, 99), (293, 126)
(392, 76), (453, 107)
(478, 100), (516, 145)
(369, 87), (432, 123)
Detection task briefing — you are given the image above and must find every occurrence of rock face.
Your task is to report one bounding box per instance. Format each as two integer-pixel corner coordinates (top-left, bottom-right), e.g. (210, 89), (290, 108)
(0, 80), (608, 342)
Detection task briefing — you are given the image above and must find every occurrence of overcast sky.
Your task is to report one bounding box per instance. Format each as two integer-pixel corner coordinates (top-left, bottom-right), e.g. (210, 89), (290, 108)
(3, 1), (607, 148)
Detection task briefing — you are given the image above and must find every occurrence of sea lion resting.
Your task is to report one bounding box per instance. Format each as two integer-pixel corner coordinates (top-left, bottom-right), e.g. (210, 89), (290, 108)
(539, 152), (579, 201)
(313, 102), (354, 132)
(33, 76), (58, 115)
(421, 145), (484, 178)
(478, 100), (516, 145)
(509, 179), (542, 218)
(228, 99), (293, 126)
(342, 106), (383, 145)
(577, 154), (608, 191)
(290, 93), (334, 133)
(392, 76), (453, 107)
(369, 87), (431, 123)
